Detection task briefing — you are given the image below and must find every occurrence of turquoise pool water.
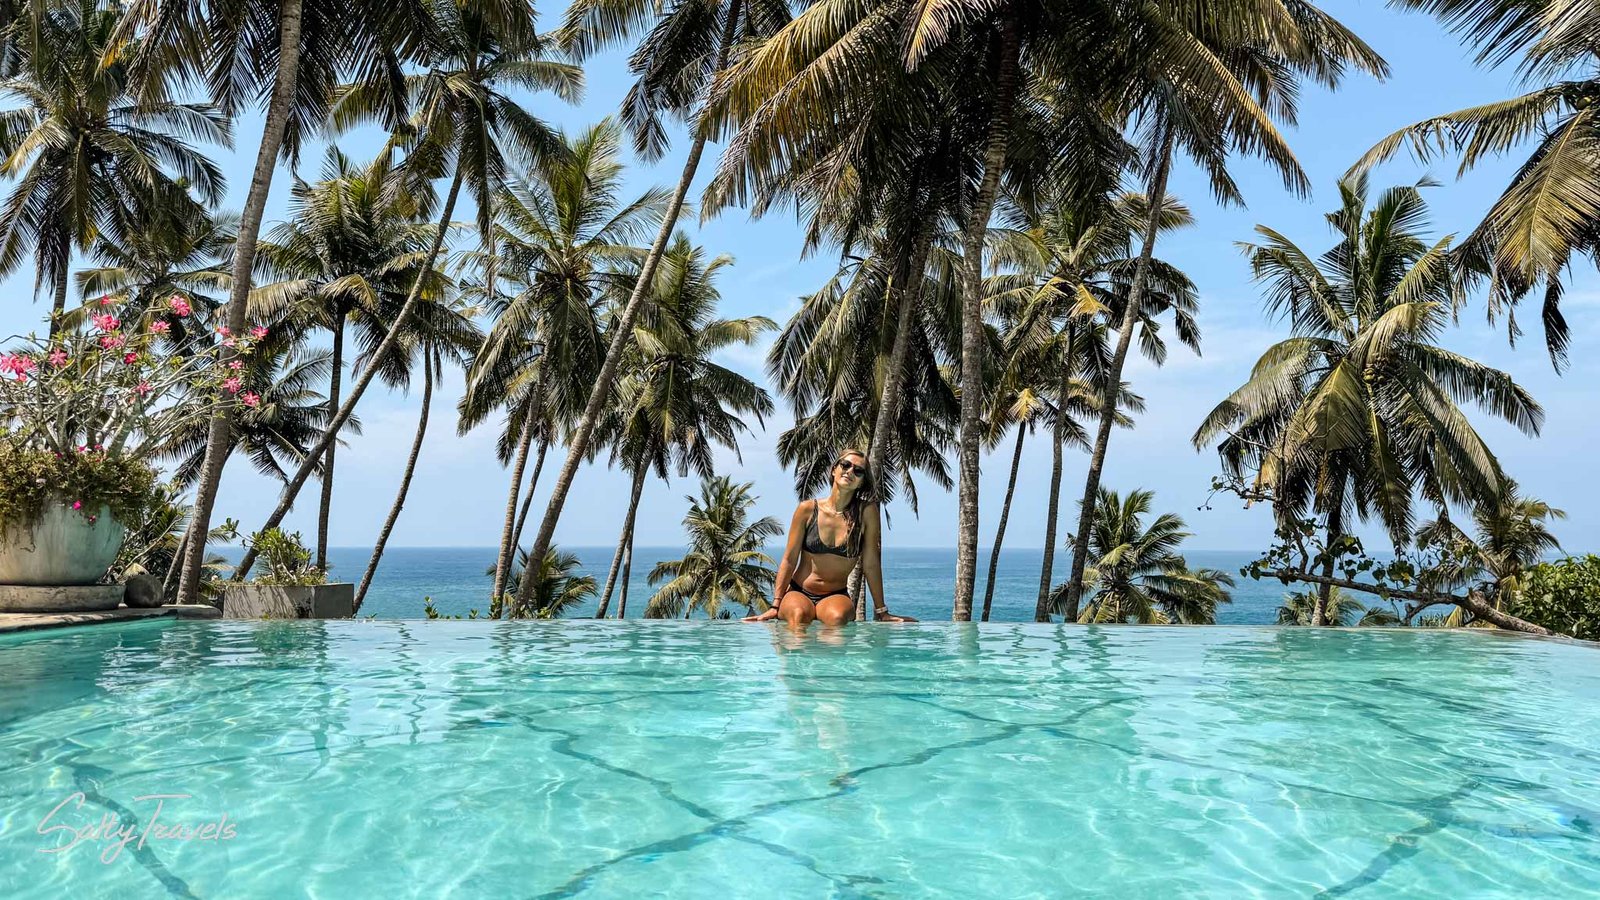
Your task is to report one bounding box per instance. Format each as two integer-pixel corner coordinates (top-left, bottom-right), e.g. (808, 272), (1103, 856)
(2, 622), (1598, 897)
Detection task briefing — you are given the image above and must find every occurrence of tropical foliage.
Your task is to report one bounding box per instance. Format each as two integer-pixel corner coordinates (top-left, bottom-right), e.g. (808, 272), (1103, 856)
(645, 476), (781, 620)
(1049, 488), (1233, 625)
(1510, 555), (1600, 641)
(0, 0), (1584, 634)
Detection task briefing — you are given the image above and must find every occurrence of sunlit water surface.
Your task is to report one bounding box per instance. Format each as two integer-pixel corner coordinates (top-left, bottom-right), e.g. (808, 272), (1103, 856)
(2, 621), (1598, 897)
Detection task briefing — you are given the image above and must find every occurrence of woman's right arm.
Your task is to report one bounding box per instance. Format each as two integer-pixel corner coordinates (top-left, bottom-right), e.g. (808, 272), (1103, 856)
(745, 501), (809, 622)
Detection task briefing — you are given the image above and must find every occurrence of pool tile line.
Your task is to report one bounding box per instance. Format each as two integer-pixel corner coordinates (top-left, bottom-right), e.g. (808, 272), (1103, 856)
(527, 699), (1128, 899)
(54, 746), (201, 899)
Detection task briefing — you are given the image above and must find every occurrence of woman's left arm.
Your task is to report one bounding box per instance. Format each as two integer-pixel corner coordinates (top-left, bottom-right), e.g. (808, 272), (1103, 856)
(863, 504), (916, 622)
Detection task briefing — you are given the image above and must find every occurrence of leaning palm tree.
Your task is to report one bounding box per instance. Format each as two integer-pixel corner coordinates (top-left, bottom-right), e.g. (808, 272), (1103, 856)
(518, 0), (795, 579)
(645, 476), (781, 620)
(1060, 0), (1390, 621)
(1352, 0), (1600, 366)
(1052, 487), (1233, 625)
(229, 3), (580, 582)
(574, 235), (775, 620)
(128, 0), (432, 605)
(0, 0), (227, 333)
(253, 146), (446, 568)
(460, 118), (667, 602)
(354, 289), (483, 613)
(1194, 176), (1544, 625)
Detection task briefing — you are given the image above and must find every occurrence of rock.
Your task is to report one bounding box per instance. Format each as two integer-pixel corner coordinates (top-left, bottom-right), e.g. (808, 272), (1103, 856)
(123, 573), (166, 608)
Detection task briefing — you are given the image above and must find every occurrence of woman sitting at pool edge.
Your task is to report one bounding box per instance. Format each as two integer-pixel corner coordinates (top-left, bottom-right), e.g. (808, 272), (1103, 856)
(744, 449), (916, 625)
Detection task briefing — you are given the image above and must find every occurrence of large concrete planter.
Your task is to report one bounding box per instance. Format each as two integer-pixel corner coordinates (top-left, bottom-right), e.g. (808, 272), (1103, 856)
(0, 504), (126, 611)
(222, 583), (354, 619)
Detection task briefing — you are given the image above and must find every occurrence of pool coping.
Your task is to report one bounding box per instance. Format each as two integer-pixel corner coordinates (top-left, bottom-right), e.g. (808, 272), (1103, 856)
(0, 603), (222, 635)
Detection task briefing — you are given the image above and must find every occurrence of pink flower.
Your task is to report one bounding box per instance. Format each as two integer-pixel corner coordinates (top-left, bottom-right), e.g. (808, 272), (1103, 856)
(242, 391), (260, 408)
(135, 380), (153, 396)
(222, 376), (242, 394)
(100, 334), (125, 350)
(0, 353), (36, 377)
(72, 500), (82, 510)
(168, 295), (191, 316)
(123, 352), (138, 364)
(149, 320), (171, 334)
(94, 444), (103, 451)
(250, 326), (269, 339)
(221, 337), (236, 348)
(217, 326), (230, 337)
(226, 360), (243, 370)
(91, 313), (121, 332)
(98, 295), (113, 306)
(47, 349), (68, 367)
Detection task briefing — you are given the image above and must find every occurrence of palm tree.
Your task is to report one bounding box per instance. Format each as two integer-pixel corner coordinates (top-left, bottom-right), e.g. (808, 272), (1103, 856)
(1352, 0), (1600, 365)
(1061, 1), (1389, 621)
(360, 291), (483, 611)
(253, 147), (447, 569)
(519, 0), (794, 580)
(1051, 487), (1233, 624)
(1194, 176), (1544, 624)
(459, 118), (666, 603)
(164, 340), (346, 489)
(992, 190), (1198, 619)
(645, 476), (781, 620)
(1414, 479), (1564, 624)
(230, 3), (579, 582)
(495, 546), (597, 620)
(0, 0), (227, 333)
(73, 197), (234, 351)
(575, 235), (775, 620)
(131, 0), (431, 605)
(1277, 587), (1400, 627)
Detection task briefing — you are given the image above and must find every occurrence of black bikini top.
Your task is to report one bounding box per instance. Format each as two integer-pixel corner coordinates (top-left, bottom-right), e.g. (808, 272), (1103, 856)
(804, 500), (858, 559)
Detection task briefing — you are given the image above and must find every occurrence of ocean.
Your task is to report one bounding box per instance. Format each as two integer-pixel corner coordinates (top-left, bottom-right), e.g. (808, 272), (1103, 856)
(215, 546), (1306, 623)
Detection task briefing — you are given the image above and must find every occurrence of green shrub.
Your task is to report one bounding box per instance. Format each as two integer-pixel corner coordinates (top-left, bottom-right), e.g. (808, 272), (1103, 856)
(246, 528), (327, 586)
(1509, 556), (1600, 641)
(0, 441), (160, 539)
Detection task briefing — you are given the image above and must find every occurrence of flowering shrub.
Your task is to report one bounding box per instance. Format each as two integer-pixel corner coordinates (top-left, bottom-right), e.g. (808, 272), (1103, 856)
(0, 295), (268, 533)
(244, 528), (327, 586)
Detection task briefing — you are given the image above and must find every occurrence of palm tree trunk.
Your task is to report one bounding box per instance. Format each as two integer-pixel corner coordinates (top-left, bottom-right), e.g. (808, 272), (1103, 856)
(616, 534), (635, 619)
(1312, 508), (1343, 626)
(317, 313), (345, 571)
(595, 465), (647, 618)
(1062, 125), (1176, 621)
(516, 0), (744, 617)
(981, 425), (1026, 622)
(354, 359), (432, 613)
(509, 439), (547, 550)
(859, 221), (935, 620)
(230, 167), (465, 581)
(953, 18), (1020, 622)
(491, 418), (536, 604)
(48, 249), (68, 337)
(1035, 358), (1073, 621)
(175, 0), (305, 605)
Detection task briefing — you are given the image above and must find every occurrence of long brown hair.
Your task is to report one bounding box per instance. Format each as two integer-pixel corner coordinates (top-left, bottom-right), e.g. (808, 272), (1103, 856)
(831, 449), (873, 557)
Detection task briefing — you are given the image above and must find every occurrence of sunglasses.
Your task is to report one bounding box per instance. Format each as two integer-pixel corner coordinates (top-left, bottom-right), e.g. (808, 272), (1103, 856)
(836, 459), (868, 477)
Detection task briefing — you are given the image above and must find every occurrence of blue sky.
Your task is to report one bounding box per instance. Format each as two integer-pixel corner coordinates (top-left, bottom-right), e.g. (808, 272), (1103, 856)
(3, 0), (1595, 552)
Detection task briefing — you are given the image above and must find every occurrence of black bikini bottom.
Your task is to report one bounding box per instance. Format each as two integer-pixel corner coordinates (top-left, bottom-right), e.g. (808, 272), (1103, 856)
(788, 579), (850, 603)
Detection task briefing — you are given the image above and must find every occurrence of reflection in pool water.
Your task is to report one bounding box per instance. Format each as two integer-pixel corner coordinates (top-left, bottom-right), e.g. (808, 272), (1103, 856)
(2, 621), (1598, 897)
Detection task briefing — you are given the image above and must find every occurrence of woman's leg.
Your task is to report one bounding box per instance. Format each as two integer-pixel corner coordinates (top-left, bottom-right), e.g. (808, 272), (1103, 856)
(778, 591), (817, 627)
(814, 593), (855, 626)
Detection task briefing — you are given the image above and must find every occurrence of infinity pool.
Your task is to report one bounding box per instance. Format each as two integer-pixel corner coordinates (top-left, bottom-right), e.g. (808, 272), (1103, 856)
(2, 621), (1598, 897)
